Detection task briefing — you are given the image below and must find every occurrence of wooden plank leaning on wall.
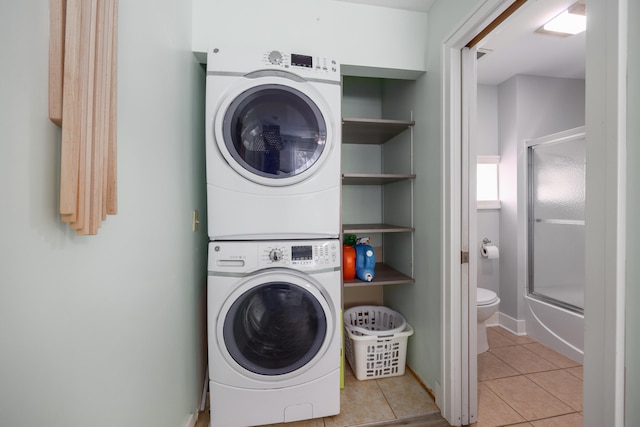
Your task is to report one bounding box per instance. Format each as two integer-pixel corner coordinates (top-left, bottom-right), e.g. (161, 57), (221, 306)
(49, 0), (118, 235)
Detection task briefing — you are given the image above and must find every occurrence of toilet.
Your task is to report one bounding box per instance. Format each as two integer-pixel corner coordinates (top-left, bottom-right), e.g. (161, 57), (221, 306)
(477, 288), (500, 353)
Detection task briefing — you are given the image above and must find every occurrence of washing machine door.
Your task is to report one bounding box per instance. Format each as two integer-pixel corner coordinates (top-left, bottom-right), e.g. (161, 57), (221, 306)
(214, 75), (336, 186)
(217, 269), (335, 379)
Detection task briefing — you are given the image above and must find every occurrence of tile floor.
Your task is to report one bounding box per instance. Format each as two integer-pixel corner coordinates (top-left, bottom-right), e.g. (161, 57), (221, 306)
(196, 326), (584, 427)
(196, 364), (445, 427)
(472, 326), (583, 427)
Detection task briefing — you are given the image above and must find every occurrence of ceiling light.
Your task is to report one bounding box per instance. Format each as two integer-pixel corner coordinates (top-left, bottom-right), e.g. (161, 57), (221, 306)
(536, 2), (586, 37)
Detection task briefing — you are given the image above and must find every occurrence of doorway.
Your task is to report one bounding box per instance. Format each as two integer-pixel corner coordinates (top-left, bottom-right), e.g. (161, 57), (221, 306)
(441, 0), (628, 425)
(473, 0), (587, 363)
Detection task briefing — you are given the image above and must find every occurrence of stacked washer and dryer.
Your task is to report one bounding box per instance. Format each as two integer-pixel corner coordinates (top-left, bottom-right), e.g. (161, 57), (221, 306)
(204, 47), (342, 427)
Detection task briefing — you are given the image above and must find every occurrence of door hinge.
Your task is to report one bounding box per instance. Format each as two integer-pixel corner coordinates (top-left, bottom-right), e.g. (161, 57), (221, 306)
(461, 251), (469, 264)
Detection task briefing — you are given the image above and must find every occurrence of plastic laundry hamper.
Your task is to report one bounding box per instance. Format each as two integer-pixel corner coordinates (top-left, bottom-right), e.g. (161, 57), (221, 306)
(344, 306), (414, 380)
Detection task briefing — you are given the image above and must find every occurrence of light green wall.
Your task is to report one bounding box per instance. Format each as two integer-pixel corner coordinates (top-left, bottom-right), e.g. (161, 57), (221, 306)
(382, 0), (488, 393)
(380, 75), (442, 388)
(0, 1), (208, 427)
(626, 0), (640, 422)
(191, 0), (428, 78)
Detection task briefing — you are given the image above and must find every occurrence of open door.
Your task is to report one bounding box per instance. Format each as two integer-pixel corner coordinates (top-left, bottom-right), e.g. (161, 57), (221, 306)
(461, 45), (479, 425)
(440, 2), (522, 425)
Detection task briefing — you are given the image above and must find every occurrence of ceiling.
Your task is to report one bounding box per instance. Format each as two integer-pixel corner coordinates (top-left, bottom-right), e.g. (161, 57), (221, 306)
(338, 0), (585, 86)
(475, 0), (586, 85)
(334, 0), (436, 13)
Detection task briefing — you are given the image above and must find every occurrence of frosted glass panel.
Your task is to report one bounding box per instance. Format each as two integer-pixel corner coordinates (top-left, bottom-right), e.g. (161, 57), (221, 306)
(532, 222), (585, 309)
(528, 133), (585, 313)
(531, 138), (585, 221)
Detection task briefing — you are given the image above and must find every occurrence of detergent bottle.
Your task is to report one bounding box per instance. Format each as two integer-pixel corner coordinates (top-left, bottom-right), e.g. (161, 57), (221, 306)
(342, 245), (356, 281)
(354, 244), (376, 282)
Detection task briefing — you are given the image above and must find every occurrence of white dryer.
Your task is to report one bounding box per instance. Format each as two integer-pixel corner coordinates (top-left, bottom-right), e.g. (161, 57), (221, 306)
(207, 239), (341, 426)
(205, 47), (342, 240)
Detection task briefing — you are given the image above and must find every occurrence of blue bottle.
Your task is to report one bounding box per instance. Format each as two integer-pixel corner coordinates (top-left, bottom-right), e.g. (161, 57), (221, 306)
(354, 244), (376, 282)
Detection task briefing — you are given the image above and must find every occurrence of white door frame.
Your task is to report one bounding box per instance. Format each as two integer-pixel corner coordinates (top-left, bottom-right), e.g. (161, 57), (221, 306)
(461, 45), (479, 425)
(583, 0), (627, 425)
(440, 2), (510, 424)
(440, 0), (628, 426)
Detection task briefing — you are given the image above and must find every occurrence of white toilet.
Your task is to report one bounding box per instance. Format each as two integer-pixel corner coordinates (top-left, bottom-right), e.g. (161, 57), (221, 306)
(477, 288), (500, 353)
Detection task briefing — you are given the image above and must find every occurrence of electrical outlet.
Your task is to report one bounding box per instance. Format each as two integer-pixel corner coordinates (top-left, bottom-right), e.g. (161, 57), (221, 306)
(192, 210), (199, 232)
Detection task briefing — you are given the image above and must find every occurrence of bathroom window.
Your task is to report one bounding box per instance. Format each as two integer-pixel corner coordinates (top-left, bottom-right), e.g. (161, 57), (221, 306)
(477, 155), (500, 209)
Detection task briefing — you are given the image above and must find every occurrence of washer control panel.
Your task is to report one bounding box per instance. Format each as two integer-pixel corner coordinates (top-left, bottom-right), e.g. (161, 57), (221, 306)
(260, 240), (339, 268)
(210, 240), (340, 272)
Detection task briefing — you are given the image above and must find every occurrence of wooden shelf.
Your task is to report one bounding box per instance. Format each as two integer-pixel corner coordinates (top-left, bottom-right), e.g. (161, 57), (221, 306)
(342, 223), (414, 234)
(343, 263), (415, 287)
(342, 173), (415, 185)
(342, 117), (414, 144)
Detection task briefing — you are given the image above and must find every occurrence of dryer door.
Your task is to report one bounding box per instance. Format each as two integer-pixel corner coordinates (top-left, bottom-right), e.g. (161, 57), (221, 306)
(218, 269), (335, 379)
(214, 77), (336, 187)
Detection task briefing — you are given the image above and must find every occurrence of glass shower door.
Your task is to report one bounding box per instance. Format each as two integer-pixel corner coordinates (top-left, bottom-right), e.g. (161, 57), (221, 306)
(528, 128), (586, 313)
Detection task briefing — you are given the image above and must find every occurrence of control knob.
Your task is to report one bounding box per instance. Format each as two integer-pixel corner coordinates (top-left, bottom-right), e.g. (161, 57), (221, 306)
(268, 51), (283, 65)
(269, 248), (284, 262)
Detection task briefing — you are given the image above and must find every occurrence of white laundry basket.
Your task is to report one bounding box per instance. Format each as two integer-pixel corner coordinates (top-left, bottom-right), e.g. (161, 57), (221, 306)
(343, 306), (414, 380)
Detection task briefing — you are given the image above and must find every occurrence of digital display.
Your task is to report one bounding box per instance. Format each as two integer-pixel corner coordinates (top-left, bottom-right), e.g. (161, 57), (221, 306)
(292, 245), (313, 260)
(291, 53), (313, 68)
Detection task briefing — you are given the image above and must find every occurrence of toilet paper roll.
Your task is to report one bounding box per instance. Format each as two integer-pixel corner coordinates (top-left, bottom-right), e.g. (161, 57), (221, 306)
(481, 244), (500, 259)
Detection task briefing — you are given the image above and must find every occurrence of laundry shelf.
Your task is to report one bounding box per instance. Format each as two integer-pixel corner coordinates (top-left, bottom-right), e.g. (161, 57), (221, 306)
(342, 173), (415, 185)
(342, 117), (415, 144)
(342, 223), (414, 234)
(343, 263), (415, 287)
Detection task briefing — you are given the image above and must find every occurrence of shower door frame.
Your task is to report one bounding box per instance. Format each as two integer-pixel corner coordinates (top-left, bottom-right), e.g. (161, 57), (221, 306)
(526, 126), (586, 315)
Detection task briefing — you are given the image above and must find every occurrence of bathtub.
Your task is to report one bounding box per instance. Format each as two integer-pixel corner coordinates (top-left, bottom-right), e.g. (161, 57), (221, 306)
(524, 295), (584, 363)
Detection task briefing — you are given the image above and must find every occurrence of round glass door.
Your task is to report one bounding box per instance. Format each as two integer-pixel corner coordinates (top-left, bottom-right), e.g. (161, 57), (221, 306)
(221, 84), (327, 181)
(222, 280), (328, 376)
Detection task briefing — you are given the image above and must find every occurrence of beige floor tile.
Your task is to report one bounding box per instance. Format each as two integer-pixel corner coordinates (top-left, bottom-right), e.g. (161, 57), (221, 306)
(478, 351), (520, 381)
(492, 327), (536, 345)
(530, 412), (583, 427)
(522, 343), (581, 368)
(474, 382), (526, 427)
(376, 373), (440, 419)
(323, 375), (395, 427)
(344, 360), (354, 377)
(195, 411), (209, 427)
(484, 376), (573, 421)
(565, 365), (583, 380)
(489, 346), (558, 374)
(526, 370), (583, 411)
(487, 327), (517, 348)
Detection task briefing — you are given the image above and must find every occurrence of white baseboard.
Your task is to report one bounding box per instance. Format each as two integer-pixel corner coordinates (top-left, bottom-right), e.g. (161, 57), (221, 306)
(200, 366), (209, 412)
(485, 312), (500, 327)
(497, 311), (526, 335)
(434, 380), (442, 416)
(182, 413), (197, 427)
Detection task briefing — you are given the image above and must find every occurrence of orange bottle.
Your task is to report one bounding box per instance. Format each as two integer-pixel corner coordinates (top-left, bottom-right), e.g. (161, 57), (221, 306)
(342, 245), (356, 281)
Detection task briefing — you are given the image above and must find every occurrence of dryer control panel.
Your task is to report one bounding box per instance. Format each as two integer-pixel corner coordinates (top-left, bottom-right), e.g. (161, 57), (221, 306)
(263, 50), (338, 74)
(207, 47), (340, 83)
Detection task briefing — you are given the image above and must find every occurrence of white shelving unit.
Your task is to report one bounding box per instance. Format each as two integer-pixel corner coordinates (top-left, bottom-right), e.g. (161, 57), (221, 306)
(341, 116), (415, 288)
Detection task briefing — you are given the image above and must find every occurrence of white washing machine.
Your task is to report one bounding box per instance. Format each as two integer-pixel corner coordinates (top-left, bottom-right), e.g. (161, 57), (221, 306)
(205, 47), (342, 240)
(207, 239), (341, 426)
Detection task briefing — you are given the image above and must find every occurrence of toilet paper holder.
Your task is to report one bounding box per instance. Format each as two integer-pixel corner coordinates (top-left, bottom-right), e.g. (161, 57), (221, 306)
(481, 238), (499, 259)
